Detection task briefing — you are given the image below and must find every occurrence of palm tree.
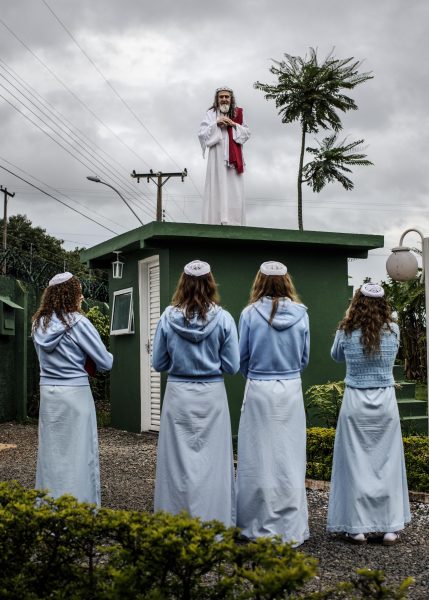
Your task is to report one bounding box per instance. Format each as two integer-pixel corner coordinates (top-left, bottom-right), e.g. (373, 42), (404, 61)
(254, 48), (373, 230)
(302, 134), (373, 192)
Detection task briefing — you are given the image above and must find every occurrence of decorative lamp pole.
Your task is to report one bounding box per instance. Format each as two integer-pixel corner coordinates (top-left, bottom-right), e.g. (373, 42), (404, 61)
(386, 228), (429, 433)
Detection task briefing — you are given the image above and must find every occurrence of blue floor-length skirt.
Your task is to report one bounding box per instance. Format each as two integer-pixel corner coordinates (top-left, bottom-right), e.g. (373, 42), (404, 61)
(327, 386), (411, 534)
(236, 378), (309, 546)
(36, 385), (101, 506)
(154, 380), (236, 526)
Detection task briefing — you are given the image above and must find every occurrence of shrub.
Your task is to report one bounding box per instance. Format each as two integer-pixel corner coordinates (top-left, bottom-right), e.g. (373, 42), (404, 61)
(0, 482), (413, 599)
(85, 305), (111, 424)
(305, 382), (345, 428)
(306, 428), (429, 492)
(306, 427), (335, 481)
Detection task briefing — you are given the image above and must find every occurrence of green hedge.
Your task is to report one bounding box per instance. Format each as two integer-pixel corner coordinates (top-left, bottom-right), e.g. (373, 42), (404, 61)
(0, 482), (412, 599)
(307, 427), (429, 492)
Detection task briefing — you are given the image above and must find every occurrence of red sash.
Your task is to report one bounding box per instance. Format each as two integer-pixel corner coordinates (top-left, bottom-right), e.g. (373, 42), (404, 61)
(228, 107), (244, 174)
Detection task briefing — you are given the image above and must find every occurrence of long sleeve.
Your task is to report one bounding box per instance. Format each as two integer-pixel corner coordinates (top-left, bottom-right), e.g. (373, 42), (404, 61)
(220, 314), (240, 375)
(300, 313), (310, 371)
(232, 116), (251, 146)
(198, 110), (222, 157)
(238, 311), (251, 377)
(331, 330), (345, 363)
(68, 317), (113, 372)
(152, 317), (171, 372)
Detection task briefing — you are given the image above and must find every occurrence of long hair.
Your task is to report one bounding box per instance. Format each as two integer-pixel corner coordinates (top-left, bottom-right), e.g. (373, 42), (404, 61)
(209, 89), (237, 120)
(171, 272), (220, 322)
(32, 276), (83, 332)
(249, 271), (301, 325)
(339, 289), (394, 354)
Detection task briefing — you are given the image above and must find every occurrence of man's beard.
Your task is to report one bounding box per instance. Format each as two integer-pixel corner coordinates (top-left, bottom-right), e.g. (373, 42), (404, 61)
(219, 103), (230, 114)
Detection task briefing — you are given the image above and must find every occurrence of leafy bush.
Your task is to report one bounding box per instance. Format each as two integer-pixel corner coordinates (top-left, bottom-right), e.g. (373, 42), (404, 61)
(85, 305), (111, 424)
(306, 428), (429, 492)
(383, 275), (426, 382)
(306, 427), (336, 481)
(0, 482), (413, 599)
(305, 382), (345, 427)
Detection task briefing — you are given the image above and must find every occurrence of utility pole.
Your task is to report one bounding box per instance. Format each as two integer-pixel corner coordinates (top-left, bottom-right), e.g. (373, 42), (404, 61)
(131, 169), (187, 222)
(1, 185), (15, 275)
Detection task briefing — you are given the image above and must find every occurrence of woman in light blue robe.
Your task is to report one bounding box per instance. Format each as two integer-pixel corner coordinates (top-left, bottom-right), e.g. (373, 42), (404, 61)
(32, 272), (113, 506)
(327, 282), (410, 545)
(152, 260), (239, 526)
(236, 261), (310, 546)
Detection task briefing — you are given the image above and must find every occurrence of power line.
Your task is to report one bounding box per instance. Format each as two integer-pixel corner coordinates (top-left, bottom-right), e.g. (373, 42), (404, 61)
(0, 155), (127, 232)
(0, 89), (155, 222)
(39, 0), (203, 201)
(0, 15), (195, 221)
(0, 17), (152, 171)
(0, 163), (120, 234)
(0, 60), (155, 209)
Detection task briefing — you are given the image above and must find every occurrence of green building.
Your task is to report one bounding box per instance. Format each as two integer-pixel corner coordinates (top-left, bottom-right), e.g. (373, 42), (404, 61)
(81, 222), (383, 435)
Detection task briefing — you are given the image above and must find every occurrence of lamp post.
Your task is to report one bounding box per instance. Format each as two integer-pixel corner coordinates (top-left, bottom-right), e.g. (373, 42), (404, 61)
(386, 228), (429, 433)
(86, 176), (144, 226)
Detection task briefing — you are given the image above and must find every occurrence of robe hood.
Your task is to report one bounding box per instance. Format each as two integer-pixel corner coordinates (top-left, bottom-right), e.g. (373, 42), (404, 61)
(253, 298), (307, 331)
(166, 305), (223, 343)
(32, 312), (83, 353)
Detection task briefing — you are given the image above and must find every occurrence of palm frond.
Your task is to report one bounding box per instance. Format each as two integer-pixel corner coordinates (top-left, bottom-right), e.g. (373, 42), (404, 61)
(303, 133), (372, 192)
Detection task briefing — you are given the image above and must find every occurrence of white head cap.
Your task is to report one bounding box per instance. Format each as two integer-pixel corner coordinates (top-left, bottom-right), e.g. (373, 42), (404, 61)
(260, 261), (287, 276)
(184, 260), (211, 277)
(360, 282), (384, 298)
(48, 272), (74, 287)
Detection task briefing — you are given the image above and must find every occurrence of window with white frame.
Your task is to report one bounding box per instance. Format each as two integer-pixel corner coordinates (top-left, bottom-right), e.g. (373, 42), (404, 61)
(110, 288), (134, 335)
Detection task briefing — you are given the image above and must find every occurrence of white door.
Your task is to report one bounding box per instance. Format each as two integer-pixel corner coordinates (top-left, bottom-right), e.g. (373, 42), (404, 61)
(139, 256), (161, 431)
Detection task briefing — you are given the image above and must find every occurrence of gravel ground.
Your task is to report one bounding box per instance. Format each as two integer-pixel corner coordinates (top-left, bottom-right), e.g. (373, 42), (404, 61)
(1, 422), (428, 598)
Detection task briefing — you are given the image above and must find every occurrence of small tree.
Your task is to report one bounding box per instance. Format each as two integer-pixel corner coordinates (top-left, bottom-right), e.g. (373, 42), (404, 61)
(302, 134), (373, 192)
(383, 273), (426, 382)
(254, 48), (373, 230)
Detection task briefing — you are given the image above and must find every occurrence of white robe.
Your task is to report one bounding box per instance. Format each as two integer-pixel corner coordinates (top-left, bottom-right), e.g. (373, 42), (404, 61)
(198, 108), (250, 226)
(327, 386), (411, 534)
(236, 378), (309, 546)
(154, 380), (236, 526)
(36, 385), (101, 506)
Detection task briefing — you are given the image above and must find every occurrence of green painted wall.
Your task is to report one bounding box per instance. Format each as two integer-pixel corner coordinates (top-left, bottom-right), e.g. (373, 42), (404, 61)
(163, 241), (348, 433)
(83, 223), (382, 435)
(0, 277), (39, 422)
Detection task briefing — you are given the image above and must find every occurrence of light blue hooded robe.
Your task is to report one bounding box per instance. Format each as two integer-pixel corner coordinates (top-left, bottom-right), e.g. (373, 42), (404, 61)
(236, 298), (310, 546)
(33, 312), (113, 505)
(152, 305), (239, 526)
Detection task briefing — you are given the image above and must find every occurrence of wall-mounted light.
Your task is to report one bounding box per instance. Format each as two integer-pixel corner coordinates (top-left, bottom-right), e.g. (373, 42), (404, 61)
(112, 251), (124, 279)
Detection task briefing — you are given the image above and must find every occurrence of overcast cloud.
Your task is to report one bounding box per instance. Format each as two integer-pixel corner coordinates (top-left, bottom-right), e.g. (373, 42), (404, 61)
(1, 0), (428, 285)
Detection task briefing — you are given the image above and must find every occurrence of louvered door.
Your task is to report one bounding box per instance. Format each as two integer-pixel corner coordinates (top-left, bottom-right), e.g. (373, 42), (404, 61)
(139, 256), (161, 432)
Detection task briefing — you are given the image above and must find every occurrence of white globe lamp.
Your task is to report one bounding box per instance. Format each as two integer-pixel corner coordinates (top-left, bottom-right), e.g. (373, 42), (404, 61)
(386, 246), (419, 282)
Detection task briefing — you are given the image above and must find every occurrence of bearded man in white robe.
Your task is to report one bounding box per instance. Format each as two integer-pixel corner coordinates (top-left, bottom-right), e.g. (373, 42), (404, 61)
(198, 87), (250, 225)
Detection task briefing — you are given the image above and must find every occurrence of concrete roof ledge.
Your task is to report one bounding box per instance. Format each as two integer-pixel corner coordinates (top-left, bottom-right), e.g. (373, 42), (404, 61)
(81, 221), (384, 268)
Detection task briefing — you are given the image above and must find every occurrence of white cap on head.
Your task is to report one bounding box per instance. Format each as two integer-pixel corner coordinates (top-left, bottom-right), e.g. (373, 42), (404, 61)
(184, 260), (211, 277)
(260, 261), (287, 276)
(360, 282), (384, 298)
(48, 272), (74, 287)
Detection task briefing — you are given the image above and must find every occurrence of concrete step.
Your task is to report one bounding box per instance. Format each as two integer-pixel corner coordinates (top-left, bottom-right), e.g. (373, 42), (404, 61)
(393, 364), (406, 380)
(400, 415), (428, 436)
(395, 381), (416, 399)
(397, 398), (428, 417)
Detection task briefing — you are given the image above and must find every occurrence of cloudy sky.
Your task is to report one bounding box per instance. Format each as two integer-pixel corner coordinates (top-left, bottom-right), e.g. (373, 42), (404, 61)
(1, 0), (428, 285)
